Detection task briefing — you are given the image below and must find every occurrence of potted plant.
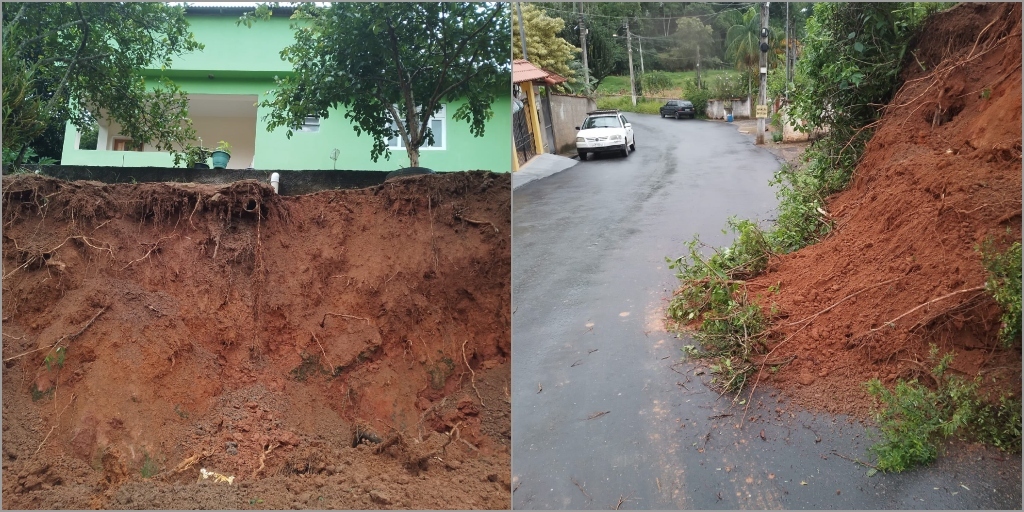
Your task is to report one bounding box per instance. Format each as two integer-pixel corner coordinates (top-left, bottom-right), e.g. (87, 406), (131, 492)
(184, 145), (211, 169)
(211, 141), (232, 169)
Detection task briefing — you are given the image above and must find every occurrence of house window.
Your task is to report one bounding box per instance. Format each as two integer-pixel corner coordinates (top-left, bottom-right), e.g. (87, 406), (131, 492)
(112, 138), (143, 151)
(387, 105), (446, 150)
(296, 116), (320, 133)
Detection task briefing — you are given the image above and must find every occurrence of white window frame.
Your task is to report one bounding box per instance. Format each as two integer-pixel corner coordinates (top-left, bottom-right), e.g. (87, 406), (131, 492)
(387, 104), (446, 151)
(296, 116), (320, 133)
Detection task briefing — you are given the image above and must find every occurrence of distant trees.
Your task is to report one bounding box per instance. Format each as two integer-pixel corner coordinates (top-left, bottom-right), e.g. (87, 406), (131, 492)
(669, 17), (715, 72)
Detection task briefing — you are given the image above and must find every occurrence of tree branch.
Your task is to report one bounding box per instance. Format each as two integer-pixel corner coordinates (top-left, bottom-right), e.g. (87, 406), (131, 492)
(42, 3), (90, 117)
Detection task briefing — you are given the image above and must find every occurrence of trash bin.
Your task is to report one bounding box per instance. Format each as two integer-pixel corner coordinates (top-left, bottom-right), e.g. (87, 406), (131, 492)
(726, 113), (734, 122)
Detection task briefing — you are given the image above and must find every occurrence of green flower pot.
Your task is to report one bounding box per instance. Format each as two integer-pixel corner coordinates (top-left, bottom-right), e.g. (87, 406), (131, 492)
(211, 150), (231, 169)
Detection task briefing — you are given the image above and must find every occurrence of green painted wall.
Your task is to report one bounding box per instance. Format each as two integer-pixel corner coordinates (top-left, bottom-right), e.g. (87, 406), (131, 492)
(61, 78), (512, 172)
(162, 14), (295, 74)
(61, 13), (512, 173)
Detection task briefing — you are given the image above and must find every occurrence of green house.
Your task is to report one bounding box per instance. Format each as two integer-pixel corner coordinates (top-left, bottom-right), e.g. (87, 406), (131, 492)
(59, 5), (511, 172)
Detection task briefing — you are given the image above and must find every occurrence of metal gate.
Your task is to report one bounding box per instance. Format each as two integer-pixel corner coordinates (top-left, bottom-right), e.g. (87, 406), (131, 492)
(512, 105), (535, 167)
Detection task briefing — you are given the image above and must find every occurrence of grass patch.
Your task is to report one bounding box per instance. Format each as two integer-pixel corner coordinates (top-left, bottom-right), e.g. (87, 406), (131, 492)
(865, 346), (1022, 472)
(31, 386), (55, 402)
(594, 96), (664, 115)
(44, 346), (66, 371)
(596, 69), (742, 96)
(140, 452), (159, 478)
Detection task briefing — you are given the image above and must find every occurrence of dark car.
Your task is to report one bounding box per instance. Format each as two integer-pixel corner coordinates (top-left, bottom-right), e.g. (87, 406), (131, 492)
(659, 100), (695, 119)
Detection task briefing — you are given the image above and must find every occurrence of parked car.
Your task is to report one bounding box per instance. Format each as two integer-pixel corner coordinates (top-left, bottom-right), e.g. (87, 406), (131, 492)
(659, 100), (695, 119)
(574, 110), (636, 160)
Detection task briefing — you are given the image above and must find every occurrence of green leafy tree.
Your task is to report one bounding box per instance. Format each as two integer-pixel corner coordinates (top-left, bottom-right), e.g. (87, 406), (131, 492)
(256, 2), (509, 168)
(540, 2), (641, 89)
(789, 3), (921, 134)
(512, 4), (579, 80)
(670, 17), (715, 71)
(1, 2), (204, 165)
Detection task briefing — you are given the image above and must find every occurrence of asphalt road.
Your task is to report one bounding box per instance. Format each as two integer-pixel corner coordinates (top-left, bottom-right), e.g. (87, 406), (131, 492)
(511, 113), (1021, 510)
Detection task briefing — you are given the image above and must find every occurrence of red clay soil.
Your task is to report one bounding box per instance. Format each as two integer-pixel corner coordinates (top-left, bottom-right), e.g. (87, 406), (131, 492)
(747, 2), (1022, 418)
(1, 171), (511, 509)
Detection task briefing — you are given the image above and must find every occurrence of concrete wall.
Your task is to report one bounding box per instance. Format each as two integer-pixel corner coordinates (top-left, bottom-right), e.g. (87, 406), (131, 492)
(2, 165), (393, 196)
(548, 94), (597, 155)
(706, 97), (753, 120)
(782, 110), (829, 142)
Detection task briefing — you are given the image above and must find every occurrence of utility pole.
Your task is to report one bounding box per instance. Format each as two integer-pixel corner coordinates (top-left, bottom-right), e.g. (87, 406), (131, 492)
(579, 3), (590, 95)
(626, 19), (636, 106)
(757, 2), (769, 145)
(516, 2), (528, 60)
(786, 1), (794, 91)
(638, 35), (645, 76)
(696, 44), (701, 90)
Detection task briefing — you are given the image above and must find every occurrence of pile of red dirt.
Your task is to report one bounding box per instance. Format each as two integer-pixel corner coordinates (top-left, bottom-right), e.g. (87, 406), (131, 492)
(1, 171), (511, 509)
(748, 2), (1022, 417)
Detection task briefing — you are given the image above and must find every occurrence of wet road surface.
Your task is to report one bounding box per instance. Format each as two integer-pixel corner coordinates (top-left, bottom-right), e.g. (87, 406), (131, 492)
(511, 113), (1021, 510)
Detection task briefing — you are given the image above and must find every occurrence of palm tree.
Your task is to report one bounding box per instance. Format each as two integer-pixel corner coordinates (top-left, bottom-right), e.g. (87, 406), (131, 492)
(725, 6), (783, 97)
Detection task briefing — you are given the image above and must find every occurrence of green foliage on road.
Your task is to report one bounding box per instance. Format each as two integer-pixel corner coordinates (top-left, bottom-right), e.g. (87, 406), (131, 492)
(667, 218), (775, 393)
(866, 347), (1022, 472)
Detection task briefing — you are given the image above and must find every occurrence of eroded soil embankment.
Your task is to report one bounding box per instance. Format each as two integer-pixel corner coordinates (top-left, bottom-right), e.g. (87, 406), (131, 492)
(749, 2), (1022, 417)
(1, 172), (511, 509)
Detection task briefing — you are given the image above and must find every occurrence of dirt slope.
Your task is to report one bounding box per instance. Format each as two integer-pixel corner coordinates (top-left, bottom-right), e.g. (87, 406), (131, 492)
(748, 2), (1022, 417)
(1, 171), (511, 509)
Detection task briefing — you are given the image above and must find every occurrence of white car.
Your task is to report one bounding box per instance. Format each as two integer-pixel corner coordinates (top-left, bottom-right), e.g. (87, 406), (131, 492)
(574, 110), (635, 161)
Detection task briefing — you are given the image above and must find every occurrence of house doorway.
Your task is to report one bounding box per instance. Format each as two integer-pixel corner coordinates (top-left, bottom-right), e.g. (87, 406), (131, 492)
(187, 94), (258, 169)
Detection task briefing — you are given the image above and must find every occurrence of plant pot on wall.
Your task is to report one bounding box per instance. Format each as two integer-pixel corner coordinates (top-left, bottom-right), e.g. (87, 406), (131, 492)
(184, 144), (211, 169)
(211, 150), (230, 169)
(211, 141), (232, 169)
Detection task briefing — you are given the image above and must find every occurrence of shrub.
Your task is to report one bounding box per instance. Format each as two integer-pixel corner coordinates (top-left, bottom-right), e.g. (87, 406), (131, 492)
(685, 89), (711, 119)
(866, 346), (1022, 472)
(708, 74), (746, 100)
(640, 71), (673, 95)
(979, 239), (1022, 346)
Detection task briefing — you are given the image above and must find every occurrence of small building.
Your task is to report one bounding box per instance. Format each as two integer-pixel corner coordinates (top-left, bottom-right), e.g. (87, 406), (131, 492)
(60, 5), (511, 172)
(512, 59), (565, 168)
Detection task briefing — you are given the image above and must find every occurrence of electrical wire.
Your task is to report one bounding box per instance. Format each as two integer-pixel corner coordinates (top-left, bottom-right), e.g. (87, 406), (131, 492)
(539, 3), (757, 23)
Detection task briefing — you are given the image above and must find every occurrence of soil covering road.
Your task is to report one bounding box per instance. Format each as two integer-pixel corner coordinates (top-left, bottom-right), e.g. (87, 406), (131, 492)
(2, 172), (510, 509)
(744, 2), (1022, 417)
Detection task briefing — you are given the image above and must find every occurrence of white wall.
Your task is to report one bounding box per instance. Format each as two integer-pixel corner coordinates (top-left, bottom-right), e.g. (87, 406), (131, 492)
(190, 116), (257, 169)
(549, 94), (597, 155)
(706, 97), (753, 119)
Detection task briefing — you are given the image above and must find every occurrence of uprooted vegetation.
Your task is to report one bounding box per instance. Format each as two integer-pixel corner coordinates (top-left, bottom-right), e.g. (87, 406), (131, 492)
(667, 2), (1021, 471)
(1, 171), (511, 509)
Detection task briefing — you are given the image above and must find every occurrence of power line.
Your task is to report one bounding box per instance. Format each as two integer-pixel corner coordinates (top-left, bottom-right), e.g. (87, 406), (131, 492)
(539, 4), (756, 23)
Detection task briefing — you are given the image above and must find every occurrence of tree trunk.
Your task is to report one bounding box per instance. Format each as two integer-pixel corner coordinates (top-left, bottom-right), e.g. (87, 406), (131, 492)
(14, 144), (29, 166)
(406, 146), (420, 168)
